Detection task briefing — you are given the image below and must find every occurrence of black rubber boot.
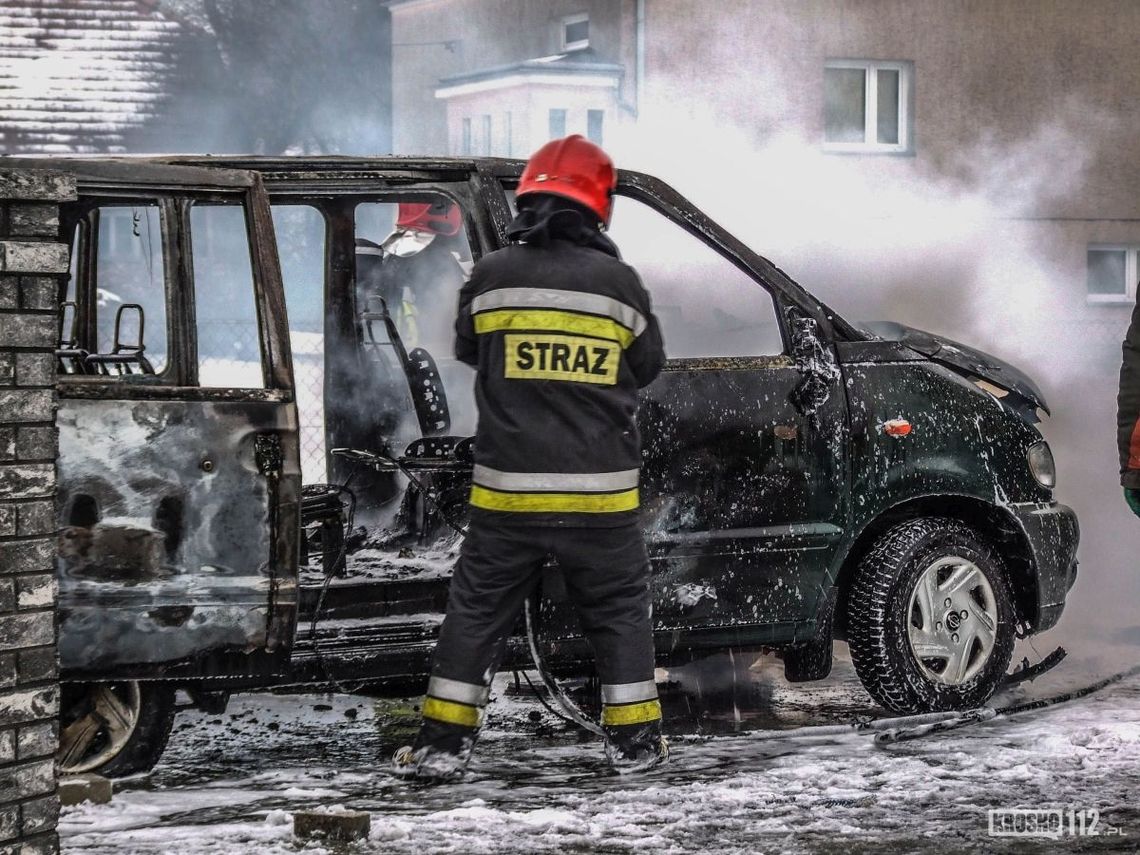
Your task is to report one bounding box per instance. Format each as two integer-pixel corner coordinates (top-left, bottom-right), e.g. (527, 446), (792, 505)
(392, 718), (478, 782)
(603, 719), (669, 773)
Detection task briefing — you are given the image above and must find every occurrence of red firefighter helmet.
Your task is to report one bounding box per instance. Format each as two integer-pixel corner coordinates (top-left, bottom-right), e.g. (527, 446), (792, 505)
(517, 134), (617, 225)
(395, 200), (462, 236)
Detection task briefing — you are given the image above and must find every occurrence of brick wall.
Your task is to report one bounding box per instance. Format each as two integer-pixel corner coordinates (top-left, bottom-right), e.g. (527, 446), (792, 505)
(0, 169), (75, 855)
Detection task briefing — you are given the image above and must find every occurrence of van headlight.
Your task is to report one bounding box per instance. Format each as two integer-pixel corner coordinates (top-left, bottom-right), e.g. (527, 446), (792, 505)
(1027, 441), (1056, 488)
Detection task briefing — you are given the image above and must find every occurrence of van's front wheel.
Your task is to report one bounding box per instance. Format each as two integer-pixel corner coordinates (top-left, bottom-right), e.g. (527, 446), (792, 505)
(58, 681), (177, 778)
(847, 518), (1016, 714)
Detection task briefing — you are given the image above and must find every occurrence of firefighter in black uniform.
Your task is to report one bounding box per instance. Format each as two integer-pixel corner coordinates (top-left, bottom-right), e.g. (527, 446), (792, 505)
(394, 135), (667, 779)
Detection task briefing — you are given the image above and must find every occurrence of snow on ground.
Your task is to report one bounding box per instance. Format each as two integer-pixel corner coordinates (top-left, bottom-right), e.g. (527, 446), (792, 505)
(60, 633), (1140, 854)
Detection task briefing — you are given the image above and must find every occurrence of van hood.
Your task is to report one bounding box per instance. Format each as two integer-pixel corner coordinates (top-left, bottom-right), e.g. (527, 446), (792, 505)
(861, 321), (1050, 418)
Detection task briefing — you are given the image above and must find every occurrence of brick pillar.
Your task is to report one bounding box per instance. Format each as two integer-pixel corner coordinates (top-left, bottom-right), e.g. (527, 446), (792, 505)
(0, 169), (76, 855)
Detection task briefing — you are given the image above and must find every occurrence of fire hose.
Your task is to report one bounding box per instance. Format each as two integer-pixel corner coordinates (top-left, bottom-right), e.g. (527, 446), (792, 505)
(327, 448), (608, 735)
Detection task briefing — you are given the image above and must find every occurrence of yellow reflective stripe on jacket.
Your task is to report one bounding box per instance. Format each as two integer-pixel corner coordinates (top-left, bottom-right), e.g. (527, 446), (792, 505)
(601, 699), (663, 726)
(469, 485), (639, 513)
(422, 696), (482, 728)
(470, 287), (648, 337)
(474, 309), (635, 348)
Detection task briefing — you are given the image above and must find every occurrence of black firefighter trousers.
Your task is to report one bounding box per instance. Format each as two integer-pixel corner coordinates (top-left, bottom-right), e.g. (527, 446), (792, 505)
(413, 520), (661, 758)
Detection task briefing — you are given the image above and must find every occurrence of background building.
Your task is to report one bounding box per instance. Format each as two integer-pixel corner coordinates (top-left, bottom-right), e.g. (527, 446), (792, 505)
(390, 0), (1140, 629)
(389, 0), (637, 156)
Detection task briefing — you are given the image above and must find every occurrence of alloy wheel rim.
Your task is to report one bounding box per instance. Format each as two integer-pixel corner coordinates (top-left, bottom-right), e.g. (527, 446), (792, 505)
(906, 556), (998, 686)
(57, 681), (142, 774)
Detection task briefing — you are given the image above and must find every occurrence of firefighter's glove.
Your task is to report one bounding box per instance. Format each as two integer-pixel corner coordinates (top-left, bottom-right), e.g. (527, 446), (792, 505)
(1126, 487), (1140, 519)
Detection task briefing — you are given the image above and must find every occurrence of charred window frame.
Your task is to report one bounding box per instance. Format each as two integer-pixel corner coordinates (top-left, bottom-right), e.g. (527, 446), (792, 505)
(823, 59), (914, 155)
(347, 189), (478, 322)
(59, 194), (180, 386)
(185, 198), (270, 389)
(261, 182), (486, 481)
(1087, 244), (1140, 305)
(59, 184), (290, 396)
(259, 177), (492, 355)
(492, 173), (817, 359)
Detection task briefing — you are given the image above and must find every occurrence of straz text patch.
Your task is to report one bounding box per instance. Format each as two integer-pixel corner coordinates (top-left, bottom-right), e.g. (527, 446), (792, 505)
(504, 333), (620, 385)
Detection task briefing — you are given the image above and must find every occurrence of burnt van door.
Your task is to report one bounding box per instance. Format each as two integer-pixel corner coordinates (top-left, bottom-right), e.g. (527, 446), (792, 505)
(56, 167), (299, 679)
(605, 189), (848, 642)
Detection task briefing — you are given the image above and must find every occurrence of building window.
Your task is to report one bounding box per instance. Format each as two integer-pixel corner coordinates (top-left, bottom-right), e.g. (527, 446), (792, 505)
(1088, 245), (1140, 304)
(461, 117), (472, 155)
(824, 60), (912, 153)
(481, 114), (492, 156)
(549, 108), (567, 139)
(561, 13), (589, 51)
(587, 109), (604, 145)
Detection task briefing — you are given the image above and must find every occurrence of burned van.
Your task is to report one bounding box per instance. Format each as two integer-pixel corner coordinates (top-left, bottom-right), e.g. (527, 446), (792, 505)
(32, 156), (1077, 777)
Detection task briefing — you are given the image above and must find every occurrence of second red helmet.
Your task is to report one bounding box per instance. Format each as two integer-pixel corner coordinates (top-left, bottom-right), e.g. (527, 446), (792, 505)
(396, 200), (462, 236)
(517, 134), (617, 226)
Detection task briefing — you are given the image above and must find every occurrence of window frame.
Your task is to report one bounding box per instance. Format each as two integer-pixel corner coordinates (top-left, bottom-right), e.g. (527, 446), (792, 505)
(587, 108), (604, 146)
(560, 12), (590, 52)
(494, 173), (800, 360)
(60, 194), (179, 386)
(823, 59), (913, 155)
(461, 117), (473, 155)
(481, 114), (492, 156)
(1087, 243), (1140, 305)
(186, 197), (271, 390)
(548, 108), (567, 139)
(608, 188), (788, 359)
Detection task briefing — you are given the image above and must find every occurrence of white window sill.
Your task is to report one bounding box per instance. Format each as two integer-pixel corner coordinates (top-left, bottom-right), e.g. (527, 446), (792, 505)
(1086, 295), (1136, 306)
(822, 142), (911, 155)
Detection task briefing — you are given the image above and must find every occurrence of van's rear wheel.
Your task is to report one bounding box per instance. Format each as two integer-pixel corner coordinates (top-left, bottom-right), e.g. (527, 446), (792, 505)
(847, 518), (1015, 714)
(58, 681), (176, 778)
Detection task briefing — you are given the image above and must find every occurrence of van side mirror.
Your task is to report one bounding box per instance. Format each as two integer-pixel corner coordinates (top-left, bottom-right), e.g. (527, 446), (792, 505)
(785, 309), (839, 418)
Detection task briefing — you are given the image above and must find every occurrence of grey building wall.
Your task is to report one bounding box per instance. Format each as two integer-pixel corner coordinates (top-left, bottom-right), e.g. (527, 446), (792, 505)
(642, 0), (1140, 218)
(0, 168), (73, 855)
(635, 0), (1140, 327)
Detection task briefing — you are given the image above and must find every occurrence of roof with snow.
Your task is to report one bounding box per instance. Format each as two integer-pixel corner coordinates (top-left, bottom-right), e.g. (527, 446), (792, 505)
(0, 0), (205, 153)
(436, 48), (624, 89)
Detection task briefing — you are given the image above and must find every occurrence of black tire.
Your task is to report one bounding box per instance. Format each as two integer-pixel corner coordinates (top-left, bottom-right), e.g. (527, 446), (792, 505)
(847, 518), (1016, 714)
(58, 681), (177, 778)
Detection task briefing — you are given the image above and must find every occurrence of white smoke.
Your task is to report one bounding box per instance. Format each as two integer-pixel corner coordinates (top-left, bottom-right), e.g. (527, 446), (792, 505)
(607, 91), (1138, 639)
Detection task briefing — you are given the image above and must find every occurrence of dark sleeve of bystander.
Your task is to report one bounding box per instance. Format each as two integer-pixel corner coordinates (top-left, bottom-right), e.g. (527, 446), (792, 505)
(1117, 294), (1140, 514)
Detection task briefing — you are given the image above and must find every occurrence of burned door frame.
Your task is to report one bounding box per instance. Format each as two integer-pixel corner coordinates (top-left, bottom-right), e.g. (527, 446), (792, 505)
(251, 165), (497, 487)
(245, 166), (503, 666)
(50, 161), (300, 682)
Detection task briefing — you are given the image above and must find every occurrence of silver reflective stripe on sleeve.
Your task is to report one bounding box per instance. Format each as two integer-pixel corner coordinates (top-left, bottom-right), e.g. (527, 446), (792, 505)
(356, 245), (384, 257)
(600, 679), (659, 705)
(472, 465), (639, 493)
(470, 287), (648, 337)
(427, 676), (491, 707)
